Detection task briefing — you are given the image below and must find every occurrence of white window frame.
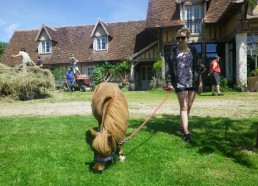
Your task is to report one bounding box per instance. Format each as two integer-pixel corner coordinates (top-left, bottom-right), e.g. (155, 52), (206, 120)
(94, 36), (108, 51)
(86, 66), (95, 77)
(184, 5), (203, 35)
(39, 41), (52, 54)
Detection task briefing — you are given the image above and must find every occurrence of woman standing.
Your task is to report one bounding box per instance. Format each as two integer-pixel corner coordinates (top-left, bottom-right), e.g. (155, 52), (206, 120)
(166, 27), (204, 143)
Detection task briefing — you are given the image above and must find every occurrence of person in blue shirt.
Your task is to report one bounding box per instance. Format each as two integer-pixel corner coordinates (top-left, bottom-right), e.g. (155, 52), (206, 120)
(36, 56), (43, 68)
(65, 68), (75, 92)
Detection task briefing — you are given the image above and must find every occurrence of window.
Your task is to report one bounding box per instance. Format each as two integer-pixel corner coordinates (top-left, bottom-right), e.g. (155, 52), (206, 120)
(184, 5), (203, 34)
(205, 43), (218, 59)
(247, 34), (258, 56)
(39, 41), (52, 54)
(86, 66), (95, 76)
(95, 37), (107, 51)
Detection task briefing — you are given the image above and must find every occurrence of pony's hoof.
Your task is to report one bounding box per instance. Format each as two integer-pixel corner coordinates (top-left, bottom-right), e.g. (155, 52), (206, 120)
(119, 155), (126, 162)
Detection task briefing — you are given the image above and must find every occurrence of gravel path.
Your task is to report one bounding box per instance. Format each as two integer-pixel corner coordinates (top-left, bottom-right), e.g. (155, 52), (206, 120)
(0, 94), (257, 119)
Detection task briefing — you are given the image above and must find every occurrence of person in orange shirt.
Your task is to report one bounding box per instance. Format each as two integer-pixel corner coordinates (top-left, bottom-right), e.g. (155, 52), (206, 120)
(208, 56), (224, 96)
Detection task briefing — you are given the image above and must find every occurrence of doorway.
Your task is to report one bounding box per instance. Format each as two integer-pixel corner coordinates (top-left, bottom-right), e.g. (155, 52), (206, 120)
(141, 65), (153, 90)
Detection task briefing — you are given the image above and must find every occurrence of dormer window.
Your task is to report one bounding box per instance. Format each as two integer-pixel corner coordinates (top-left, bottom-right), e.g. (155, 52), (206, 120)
(184, 5), (203, 34)
(91, 19), (111, 51)
(39, 41), (52, 54)
(94, 36), (108, 51)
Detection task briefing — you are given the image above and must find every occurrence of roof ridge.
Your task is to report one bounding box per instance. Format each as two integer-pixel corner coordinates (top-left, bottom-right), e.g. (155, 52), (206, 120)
(52, 19), (145, 28)
(51, 24), (95, 29)
(106, 19), (145, 24)
(16, 28), (39, 32)
(14, 19), (146, 32)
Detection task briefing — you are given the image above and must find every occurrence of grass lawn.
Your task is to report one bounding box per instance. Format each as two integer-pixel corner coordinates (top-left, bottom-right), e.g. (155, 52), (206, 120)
(1, 113), (258, 185)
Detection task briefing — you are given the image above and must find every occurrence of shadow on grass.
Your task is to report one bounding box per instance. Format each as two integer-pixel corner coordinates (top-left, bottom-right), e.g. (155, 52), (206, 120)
(128, 114), (258, 169)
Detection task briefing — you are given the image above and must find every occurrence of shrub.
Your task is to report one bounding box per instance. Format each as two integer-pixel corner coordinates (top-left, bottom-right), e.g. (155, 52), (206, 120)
(52, 67), (66, 80)
(92, 67), (104, 86)
(250, 68), (258, 77)
(92, 60), (131, 86)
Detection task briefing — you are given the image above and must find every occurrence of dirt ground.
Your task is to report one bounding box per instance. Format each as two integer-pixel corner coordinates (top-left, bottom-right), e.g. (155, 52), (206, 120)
(0, 93), (257, 119)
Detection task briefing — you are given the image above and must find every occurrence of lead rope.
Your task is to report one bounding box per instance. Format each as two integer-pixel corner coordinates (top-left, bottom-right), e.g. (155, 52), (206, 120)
(120, 91), (172, 144)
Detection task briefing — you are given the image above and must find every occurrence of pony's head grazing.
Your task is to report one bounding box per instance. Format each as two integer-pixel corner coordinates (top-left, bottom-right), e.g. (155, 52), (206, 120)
(90, 129), (116, 171)
(90, 82), (128, 172)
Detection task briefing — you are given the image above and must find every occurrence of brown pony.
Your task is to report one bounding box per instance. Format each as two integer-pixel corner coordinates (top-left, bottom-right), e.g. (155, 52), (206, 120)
(90, 82), (128, 172)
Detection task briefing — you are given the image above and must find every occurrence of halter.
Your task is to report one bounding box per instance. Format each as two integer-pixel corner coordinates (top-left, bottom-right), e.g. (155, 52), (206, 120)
(94, 151), (115, 163)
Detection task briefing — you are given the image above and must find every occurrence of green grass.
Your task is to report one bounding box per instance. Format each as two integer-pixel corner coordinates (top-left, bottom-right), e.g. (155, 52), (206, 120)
(1, 115), (258, 185)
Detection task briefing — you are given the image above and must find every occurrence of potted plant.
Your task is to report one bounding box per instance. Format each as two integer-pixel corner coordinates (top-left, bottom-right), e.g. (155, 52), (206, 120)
(247, 68), (258, 92)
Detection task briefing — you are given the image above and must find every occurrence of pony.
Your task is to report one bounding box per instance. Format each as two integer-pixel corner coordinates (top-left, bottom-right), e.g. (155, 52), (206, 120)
(90, 82), (129, 172)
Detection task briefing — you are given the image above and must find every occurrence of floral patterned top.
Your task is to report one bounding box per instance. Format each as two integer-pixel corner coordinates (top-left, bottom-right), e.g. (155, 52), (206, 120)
(166, 46), (200, 91)
(175, 48), (193, 88)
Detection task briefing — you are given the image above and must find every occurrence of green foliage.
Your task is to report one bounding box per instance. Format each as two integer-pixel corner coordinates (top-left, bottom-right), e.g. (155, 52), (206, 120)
(151, 59), (164, 89)
(250, 68), (258, 76)
(52, 67), (66, 80)
(219, 76), (234, 91)
(92, 60), (131, 85)
(101, 61), (116, 74)
(248, 0), (257, 5)
(116, 60), (131, 73)
(153, 59), (162, 79)
(92, 66), (104, 85)
(203, 75), (235, 92)
(0, 41), (8, 61)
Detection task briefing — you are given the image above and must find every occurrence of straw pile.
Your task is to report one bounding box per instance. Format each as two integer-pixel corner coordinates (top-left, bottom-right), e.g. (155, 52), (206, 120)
(0, 64), (55, 100)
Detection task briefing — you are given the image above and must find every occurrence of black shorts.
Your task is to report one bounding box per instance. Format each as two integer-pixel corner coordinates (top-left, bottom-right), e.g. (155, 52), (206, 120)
(212, 72), (220, 85)
(175, 87), (196, 93)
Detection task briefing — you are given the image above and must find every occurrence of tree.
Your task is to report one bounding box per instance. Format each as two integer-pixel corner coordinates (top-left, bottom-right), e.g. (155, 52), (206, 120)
(92, 60), (131, 86)
(0, 42), (8, 61)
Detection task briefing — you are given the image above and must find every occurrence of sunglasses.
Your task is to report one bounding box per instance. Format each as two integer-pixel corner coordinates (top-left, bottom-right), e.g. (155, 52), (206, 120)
(176, 36), (187, 41)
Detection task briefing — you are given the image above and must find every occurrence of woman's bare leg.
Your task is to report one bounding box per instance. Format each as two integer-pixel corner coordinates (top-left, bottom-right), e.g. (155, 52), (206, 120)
(177, 91), (196, 133)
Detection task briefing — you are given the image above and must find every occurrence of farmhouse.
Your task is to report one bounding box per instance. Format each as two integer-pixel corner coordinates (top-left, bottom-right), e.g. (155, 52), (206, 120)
(1, 0), (258, 91)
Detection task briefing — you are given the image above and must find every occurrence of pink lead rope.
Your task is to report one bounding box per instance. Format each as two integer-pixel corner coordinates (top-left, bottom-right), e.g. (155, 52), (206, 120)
(119, 86), (173, 144)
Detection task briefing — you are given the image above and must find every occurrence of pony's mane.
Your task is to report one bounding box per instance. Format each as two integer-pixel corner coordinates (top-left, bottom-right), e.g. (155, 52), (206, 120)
(92, 130), (112, 156)
(92, 83), (129, 142)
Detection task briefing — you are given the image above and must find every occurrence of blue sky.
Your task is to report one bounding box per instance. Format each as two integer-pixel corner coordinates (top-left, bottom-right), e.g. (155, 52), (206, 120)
(0, 0), (148, 43)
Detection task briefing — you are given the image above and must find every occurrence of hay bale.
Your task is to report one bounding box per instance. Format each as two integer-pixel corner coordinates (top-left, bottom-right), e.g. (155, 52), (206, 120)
(0, 65), (55, 100)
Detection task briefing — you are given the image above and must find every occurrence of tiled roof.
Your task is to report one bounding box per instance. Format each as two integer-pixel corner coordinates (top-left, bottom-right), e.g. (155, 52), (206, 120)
(145, 0), (241, 27)
(2, 20), (155, 66)
(146, 0), (184, 28)
(204, 0), (232, 23)
(1, 30), (39, 67)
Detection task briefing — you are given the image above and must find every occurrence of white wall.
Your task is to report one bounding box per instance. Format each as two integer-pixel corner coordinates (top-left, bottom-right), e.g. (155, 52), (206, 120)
(235, 33), (247, 90)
